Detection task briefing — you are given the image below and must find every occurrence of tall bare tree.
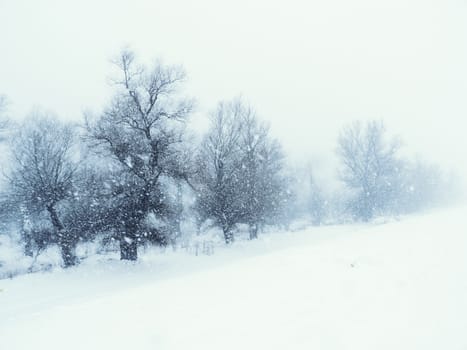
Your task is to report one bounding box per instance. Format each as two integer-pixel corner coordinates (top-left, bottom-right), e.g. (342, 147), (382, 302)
(85, 49), (193, 260)
(194, 100), (244, 243)
(237, 105), (286, 239)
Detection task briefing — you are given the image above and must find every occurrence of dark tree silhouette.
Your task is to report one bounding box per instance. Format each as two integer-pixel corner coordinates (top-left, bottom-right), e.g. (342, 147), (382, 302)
(85, 49), (193, 260)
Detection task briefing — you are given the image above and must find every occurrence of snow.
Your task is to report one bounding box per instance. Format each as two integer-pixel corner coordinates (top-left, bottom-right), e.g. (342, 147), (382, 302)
(1, 206), (467, 349)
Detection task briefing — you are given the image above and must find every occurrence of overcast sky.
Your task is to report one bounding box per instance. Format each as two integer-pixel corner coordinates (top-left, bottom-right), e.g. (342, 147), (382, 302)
(1, 0), (466, 180)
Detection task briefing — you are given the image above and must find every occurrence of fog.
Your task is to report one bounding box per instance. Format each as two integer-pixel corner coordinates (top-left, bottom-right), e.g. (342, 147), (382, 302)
(1, 0), (466, 181)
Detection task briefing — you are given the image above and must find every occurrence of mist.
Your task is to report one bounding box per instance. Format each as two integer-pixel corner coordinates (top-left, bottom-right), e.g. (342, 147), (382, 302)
(1, 0), (466, 183)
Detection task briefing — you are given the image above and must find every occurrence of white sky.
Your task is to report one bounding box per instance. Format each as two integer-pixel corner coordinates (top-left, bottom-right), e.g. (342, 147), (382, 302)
(1, 0), (466, 180)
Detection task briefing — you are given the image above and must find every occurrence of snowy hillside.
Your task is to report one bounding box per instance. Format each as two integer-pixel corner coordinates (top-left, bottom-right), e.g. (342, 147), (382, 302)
(1, 206), (467, 350)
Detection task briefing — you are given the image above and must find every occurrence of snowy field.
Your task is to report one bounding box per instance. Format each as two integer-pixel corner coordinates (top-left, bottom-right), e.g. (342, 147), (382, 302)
(1, 206), (467, 350)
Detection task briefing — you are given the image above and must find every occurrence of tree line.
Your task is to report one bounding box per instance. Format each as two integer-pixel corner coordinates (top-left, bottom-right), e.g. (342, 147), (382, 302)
(0, 50), (453, 268)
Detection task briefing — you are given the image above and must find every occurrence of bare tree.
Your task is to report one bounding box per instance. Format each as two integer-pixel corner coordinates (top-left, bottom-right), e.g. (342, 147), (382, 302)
(337, 120), (403, 221)
(237, 105), (286, 239)
(8, 114), (78, 266)
(194, 100), (244, 244)
(194, 98), (289, 242)
(85, 49), (194, 260)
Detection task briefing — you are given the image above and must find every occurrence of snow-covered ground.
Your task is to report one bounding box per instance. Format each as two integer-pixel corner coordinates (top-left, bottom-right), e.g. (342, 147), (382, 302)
(1, 206), (467, 350)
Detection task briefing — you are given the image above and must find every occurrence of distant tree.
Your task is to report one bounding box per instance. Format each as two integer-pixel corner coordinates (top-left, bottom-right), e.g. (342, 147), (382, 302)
(0, 94), (7, 116)
(337, 120), (403, 221)
(0, 95), (9, 140)
(194, 100), (244, 244)
(308, 173), (327, 226)
(0, 95), (10, 233)
(7, 114), (79, 266)
(194, 99), (289, 242)
(236, 104), (287, 239)
(398, 159), (445, 213)
(85, 49), (193, 260)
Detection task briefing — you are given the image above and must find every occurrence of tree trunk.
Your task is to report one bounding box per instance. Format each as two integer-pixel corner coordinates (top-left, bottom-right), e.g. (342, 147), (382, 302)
(61, 243), (77, 267)
(222, 225), (234, 245)
(47, 204), (64, 231)
(119, 184), (151, 260)
(47, 204), (77, 267)
(120, 237), (138, 260)
(249, 223), (259, 240)
(20, 207), (34, 257)
(120, 221), (138, 261)
(22, 230), (34, 257)
(361, 198), (372, 222)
